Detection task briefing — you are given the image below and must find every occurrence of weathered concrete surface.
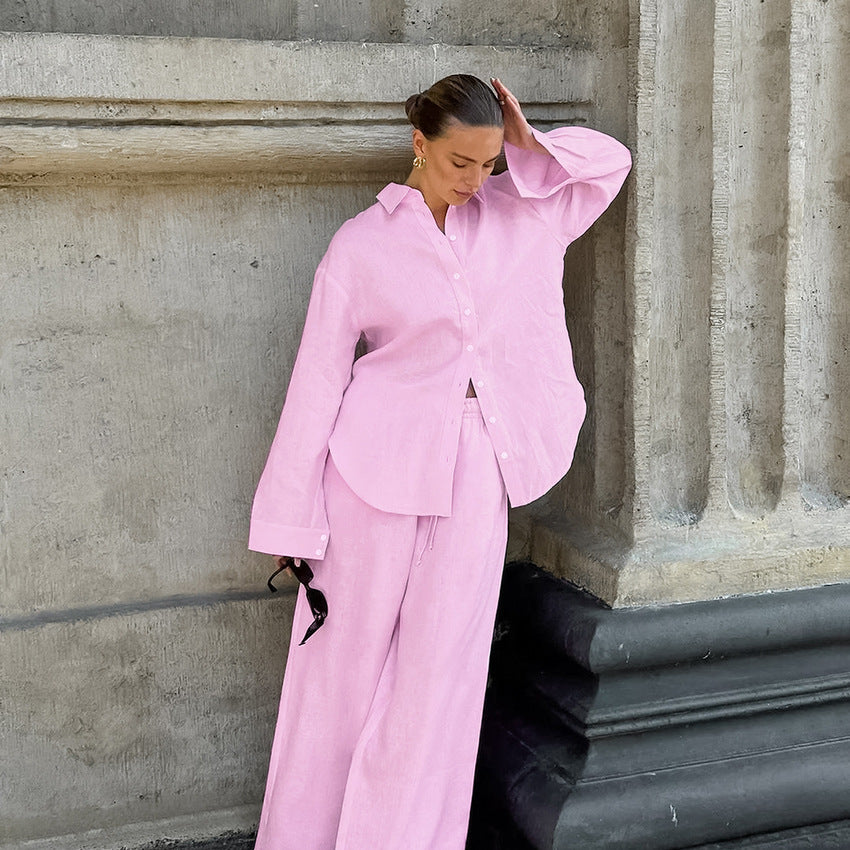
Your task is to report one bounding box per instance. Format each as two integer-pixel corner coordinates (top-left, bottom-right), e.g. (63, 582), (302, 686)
(0, 0), (300, 40)
(0, 176), (374, 845)
(0, 598), (285, 844)
(0, 0), (628, 47)
(0, 79), (379, 840)
(1, 177), (382, 616)
(0, 32), (601, 106)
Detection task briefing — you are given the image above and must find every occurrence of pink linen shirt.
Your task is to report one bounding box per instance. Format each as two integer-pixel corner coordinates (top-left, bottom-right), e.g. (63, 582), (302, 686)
(249, 125), (631, 560)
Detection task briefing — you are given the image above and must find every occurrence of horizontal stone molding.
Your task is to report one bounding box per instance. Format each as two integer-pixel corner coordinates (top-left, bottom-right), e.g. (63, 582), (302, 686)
(0, 587), (294, 634)
(492, 563), (850, 673)
(0, 32), (598, 178)
(0, 124), (414, 177)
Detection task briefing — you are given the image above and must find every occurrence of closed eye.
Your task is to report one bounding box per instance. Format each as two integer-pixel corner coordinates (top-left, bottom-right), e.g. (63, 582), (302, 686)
(453, 160), (497, 169)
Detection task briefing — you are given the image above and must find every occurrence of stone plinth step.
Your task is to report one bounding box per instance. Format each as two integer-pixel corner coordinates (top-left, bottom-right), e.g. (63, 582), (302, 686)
(468, 562), (850, 850)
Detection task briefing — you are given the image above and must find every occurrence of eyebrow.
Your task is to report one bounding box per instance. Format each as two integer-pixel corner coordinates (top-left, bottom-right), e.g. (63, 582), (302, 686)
(450, 152), (501, 163)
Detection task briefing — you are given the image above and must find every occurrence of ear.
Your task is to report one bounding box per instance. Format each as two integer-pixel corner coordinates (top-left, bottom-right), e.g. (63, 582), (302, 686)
(412, 128), (427, 158)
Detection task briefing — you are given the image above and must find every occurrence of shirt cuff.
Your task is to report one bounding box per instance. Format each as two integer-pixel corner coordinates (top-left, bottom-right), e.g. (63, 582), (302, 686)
(504, 125), (630, 199)
(248, 519), (330, 560)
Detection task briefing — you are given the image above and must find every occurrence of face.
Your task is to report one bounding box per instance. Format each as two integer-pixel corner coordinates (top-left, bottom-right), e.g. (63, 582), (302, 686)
(413, 121), (504, 212)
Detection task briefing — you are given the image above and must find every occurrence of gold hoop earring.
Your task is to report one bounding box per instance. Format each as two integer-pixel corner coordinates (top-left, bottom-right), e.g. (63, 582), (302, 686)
(413, 155), (426, 169)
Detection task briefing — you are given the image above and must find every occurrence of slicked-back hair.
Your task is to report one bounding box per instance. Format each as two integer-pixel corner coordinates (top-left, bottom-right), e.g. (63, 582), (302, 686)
(405, 74), (503, 140)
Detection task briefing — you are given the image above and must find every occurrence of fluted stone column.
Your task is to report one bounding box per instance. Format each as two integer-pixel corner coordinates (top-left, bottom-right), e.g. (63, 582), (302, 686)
(520, 0), (850, 608)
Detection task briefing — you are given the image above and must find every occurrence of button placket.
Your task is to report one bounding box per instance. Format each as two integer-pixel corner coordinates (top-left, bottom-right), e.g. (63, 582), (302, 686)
(428, 211), (480, 417)
(407, 200), (486, 487)
(445, 263), (478, 378)
(444, 205), (461, 249)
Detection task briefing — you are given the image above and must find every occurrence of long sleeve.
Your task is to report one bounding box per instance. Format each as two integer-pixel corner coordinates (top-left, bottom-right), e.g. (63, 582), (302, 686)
(249, 252), (361, 559)
(503, 125), (632, 247)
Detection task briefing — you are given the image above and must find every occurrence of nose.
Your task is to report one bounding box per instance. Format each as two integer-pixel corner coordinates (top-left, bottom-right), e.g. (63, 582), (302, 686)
(467, 166), (489, 191)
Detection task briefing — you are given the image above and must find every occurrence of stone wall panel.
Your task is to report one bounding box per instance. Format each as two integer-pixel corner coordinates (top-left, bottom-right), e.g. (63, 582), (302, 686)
(0, 595), (294, 841)
(527, 0), (850, 606)
(1, 179), (379, 618)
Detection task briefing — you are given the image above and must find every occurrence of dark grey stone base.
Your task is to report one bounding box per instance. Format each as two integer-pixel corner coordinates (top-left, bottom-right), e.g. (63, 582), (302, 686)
(467, 819), (850, 850)
(695, 819), (850, 848)
(467, 562), (850, 850)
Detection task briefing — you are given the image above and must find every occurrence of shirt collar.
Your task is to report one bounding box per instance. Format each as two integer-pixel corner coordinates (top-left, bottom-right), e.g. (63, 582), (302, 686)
(376, 182), (486, 214)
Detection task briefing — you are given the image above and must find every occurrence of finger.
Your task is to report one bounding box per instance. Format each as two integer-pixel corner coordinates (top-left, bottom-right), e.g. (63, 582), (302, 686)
(502, 90), (522, 113)
(493, 80), (527, 127)
(491, 77), (507, 105)
(491, 77), (517, 105)
(294, 558), (302, 567)
(271, 556), (294, 582)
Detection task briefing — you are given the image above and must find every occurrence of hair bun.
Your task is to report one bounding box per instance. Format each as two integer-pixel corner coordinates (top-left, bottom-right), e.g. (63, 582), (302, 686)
(405, 92), (424, 127)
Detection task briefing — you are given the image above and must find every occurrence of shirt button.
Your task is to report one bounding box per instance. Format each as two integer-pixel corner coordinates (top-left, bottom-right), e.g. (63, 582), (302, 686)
(453, 273), (460, 280)
(320, 534), (328, 541)
(449, 234), (457, 241)
(489, 416), (497, 423)
(478, 379), (486, 387)
(500, 451), (509, 460)
(315, 548), (323, 556)
(464, 308), (471, 316)
(466, 344), (474, 352)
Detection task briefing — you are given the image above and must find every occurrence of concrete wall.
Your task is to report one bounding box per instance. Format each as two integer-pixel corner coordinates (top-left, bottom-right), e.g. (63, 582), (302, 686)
(0, 13), (628, 845)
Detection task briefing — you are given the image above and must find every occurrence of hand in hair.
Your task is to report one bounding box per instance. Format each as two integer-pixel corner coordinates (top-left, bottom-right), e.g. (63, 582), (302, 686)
(491, 78), (546, 155)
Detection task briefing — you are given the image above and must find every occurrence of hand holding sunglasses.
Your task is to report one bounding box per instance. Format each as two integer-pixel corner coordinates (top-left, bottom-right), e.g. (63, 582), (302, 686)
(267, 556), (328, 645)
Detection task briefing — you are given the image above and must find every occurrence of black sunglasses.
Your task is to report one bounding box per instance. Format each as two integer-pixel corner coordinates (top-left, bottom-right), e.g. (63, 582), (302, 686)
(267, 558), (328, 645)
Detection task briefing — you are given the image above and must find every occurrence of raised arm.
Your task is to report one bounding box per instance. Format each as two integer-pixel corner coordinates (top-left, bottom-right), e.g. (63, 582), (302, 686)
(492, 77), (632, 246)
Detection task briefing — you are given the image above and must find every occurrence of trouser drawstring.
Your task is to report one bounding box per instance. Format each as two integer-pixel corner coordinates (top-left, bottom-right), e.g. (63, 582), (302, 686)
(415, 514), (439, 566)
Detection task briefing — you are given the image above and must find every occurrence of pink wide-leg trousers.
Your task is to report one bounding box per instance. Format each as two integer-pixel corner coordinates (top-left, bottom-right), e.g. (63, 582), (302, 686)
(254, 397), (509, 850)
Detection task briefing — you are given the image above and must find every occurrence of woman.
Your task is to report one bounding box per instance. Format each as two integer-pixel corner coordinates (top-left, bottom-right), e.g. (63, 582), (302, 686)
(249, 75), (631, 850)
